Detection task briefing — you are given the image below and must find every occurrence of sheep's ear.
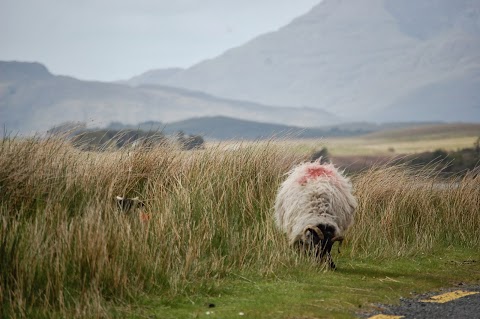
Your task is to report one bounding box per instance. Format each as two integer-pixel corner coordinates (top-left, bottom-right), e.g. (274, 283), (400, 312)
(332, 235), (344, 242)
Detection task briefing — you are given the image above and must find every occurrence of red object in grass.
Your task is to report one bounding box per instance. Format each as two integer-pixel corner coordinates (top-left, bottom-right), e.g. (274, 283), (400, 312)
(139, 211), (151, 222)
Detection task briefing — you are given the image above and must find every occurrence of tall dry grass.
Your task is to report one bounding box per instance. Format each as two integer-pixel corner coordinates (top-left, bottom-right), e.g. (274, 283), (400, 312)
(349, 164), (480, 256)
(0, 136), (302, 318)
(0, 136), (479, 317)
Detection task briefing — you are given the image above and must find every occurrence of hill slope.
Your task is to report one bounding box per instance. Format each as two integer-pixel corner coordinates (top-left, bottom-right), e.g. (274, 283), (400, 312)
(106, 116), (440, 141)
(130, 0), (480, 122)
(0, 61), (338, 134)
(163, 116), (329, 140)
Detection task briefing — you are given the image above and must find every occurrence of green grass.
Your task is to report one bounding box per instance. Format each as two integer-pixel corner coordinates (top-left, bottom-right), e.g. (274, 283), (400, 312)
(1, 136), (479, 318)
(118, 248), (480, 319)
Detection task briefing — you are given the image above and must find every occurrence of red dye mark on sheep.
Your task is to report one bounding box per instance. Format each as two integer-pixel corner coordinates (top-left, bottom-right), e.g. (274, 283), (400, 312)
(298, 165), (335, 185)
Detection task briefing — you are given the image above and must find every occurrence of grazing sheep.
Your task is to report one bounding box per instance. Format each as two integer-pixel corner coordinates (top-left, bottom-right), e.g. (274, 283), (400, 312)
(274, 161), (357, 269)
(115, 196), (150, 221)
(116, 196), (144, 212)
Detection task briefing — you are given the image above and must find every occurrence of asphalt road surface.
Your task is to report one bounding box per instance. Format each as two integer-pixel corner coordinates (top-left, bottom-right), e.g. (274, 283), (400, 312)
(362, 285), (480, 319)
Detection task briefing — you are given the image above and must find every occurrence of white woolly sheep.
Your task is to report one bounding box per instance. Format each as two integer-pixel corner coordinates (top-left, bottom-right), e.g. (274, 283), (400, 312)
(274, 161), (357, 269)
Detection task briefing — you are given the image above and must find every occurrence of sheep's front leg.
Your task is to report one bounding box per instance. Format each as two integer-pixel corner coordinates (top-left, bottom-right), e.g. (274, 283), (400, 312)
(326, 253), (336, 270)
(317, 245), (336, 270)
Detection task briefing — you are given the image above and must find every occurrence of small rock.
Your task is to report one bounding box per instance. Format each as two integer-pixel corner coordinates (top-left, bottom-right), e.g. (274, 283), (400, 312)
(239, 312), (245, 316)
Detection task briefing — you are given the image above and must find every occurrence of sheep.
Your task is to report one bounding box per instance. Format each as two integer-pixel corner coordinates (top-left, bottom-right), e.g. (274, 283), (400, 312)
(274, 161), (357, 269)
(116, 196), (144, 212)
(115, 196), (150, 222)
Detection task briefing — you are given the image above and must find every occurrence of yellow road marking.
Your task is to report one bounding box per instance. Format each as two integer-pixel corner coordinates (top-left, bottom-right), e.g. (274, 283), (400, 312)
(368, 315), (404, 319)
(421, 290), (479, 303)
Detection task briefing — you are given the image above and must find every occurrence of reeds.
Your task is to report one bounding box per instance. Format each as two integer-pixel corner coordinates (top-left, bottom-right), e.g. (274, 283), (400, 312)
(349, 164), (480, 256)
(0, 136), (302, 317)
(1, 136), (478, 317)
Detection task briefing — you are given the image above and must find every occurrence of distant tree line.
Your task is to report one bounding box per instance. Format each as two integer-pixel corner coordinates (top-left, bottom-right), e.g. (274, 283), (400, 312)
(48, 122), (205, 151)
(396, 138), (480, 176)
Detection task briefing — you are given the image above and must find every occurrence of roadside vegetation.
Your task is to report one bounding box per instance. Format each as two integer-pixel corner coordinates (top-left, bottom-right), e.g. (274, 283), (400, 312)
(1, 135), (479, 318)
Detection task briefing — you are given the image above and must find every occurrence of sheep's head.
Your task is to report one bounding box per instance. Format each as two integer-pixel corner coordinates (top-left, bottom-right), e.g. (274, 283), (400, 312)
(300, 224), (343, 269)
(115, 196), (145, 213)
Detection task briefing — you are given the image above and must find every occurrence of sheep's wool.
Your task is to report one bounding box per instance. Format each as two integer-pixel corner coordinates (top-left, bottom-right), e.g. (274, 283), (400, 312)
(274, 162), (357, 244)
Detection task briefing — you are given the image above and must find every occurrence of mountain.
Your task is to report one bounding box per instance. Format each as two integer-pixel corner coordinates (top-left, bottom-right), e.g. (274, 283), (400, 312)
(129, 0), (480, 122)
(0, 61), (51, 81)
(0, 61), (338, 134)
(160, 116), (419, 140)
(119, 67), (183, 86)
(163, 116), (327, 140)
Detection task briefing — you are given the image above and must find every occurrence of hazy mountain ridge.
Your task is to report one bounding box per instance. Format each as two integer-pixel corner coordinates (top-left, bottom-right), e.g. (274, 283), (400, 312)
(160, 116), (441, 140)
(128, 0), (480, 122)
(0, 61), (51, 81)
(119, 68), (184, 86)
(101, 116), (437, 141)
(0, 61), (339, 134)
(160, 116), (332, 140)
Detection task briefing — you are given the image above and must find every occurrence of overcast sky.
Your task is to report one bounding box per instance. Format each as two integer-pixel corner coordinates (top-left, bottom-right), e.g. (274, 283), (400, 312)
(1, 0), (320, 81)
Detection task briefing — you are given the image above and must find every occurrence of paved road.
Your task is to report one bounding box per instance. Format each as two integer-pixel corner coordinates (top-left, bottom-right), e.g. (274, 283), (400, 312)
(362, 285), (480, 319)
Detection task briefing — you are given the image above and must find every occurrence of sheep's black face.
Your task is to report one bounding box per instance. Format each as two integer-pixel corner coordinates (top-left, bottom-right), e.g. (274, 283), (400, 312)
(302, 224), (339, 269)
(316, 224), (336, 261)
(116, 196), (144, 213)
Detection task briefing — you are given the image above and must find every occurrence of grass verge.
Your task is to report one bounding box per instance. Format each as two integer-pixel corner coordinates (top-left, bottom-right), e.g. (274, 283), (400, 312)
(120, 248), (480, 319)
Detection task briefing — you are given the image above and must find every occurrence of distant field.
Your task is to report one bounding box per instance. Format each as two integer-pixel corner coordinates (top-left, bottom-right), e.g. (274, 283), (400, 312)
(326, 136), (478, 156)
(206, 123), (480, 174)
(328, 123), (480, 156)
(208, 123), (480, 157)
(363, 123), (480, 141)
(266, 123), (480, 157)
